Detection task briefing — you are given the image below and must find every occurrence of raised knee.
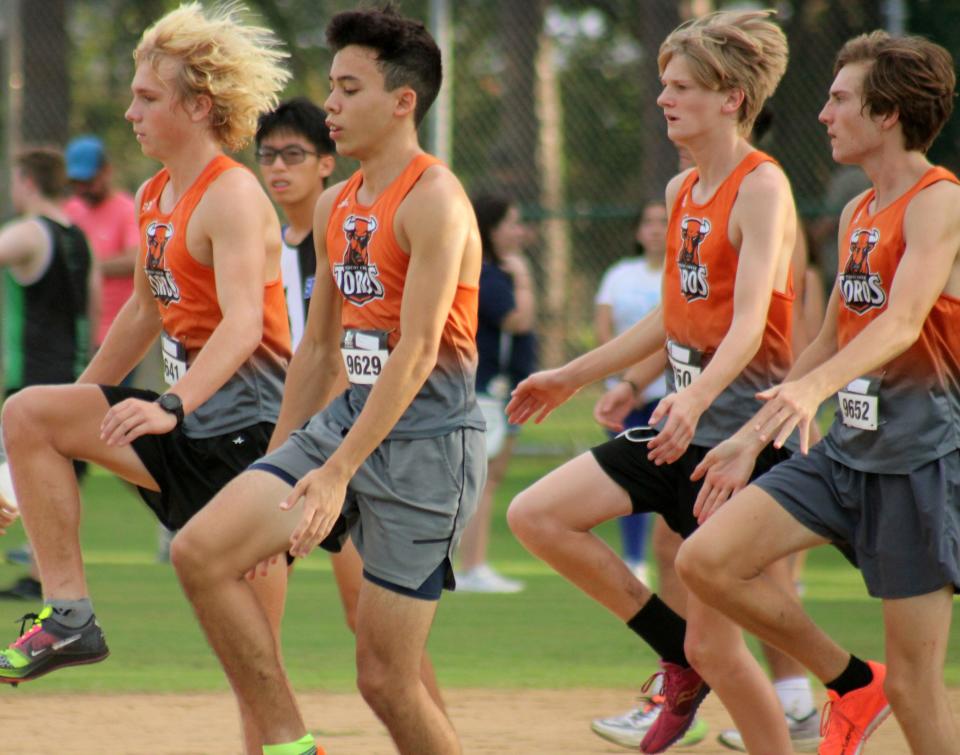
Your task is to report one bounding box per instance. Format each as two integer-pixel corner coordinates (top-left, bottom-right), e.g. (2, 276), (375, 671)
(506, 492), (538, 543)
(674, 536), (721, 594)
(1, 389), (42, 449)
(169, 528), (210, 584)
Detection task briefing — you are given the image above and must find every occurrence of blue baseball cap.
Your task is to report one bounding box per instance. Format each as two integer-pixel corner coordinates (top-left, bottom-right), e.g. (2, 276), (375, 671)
(65, 135), (105, 181)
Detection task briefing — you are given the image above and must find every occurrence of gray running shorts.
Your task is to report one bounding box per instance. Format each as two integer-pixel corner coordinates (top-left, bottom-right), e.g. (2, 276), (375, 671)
(254, 409), (485, 594)
(755, 444), (960, 599)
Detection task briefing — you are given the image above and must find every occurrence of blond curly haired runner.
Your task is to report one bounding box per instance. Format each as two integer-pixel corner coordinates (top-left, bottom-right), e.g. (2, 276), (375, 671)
(0, 4), (296, 754)
(134, 1), (289, 152)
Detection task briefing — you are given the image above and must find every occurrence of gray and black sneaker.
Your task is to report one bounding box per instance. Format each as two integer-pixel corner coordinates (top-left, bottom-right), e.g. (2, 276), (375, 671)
(717, 709), (821, 752)
(0, 606), (109, 685)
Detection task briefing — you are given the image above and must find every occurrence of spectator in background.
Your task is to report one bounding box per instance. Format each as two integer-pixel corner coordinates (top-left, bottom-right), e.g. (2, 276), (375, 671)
(63, 135), (140, 362)
(593, 199), (668, 582)
(457, 194), (536, 593)
(0, 147), (96, 601)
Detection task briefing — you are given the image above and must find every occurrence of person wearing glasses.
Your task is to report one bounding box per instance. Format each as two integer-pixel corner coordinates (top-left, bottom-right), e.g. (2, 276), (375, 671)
(253, 97), (448, 710)
(0, 6), (293, 753)
(255, 99), (337, 347)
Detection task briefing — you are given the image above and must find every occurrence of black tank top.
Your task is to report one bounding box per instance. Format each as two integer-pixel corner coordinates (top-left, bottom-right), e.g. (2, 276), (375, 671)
(2, 216), (92, 390)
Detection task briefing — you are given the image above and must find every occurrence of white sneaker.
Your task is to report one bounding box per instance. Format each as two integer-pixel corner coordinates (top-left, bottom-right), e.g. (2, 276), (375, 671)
(717, 709), (820, 752)
(455, 564), (524, 593)
(592, 695), (710, 749)
(591, 699), (663, 748)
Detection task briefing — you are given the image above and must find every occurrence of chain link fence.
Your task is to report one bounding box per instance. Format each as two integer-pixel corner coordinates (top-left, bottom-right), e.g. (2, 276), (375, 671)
(3, 0), (959, 367)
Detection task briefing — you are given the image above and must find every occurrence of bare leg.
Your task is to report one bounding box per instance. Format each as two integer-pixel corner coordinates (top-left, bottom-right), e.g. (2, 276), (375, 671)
(884, 587), (959, 753)
(2, 385), (157, 599)
(684, 589), (791, 754)
(237, 561), (289, 754)
(759, 555), (813, 707)
(507, 452), (651, 620)
(458, 435), (515, 572)
(651, 515), (686, 616)
(171, 470), (310, 746)
(676, 485), (851, 683)
(354, 580), (457, 755)
(330, 539), (446, 711)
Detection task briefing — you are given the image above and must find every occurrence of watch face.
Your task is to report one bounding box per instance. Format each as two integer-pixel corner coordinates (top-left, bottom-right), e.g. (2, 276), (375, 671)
(160, 394), (180, 410)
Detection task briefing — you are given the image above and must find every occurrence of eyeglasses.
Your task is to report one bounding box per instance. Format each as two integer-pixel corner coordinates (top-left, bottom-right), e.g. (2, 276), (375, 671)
(255, 145), (318, 166)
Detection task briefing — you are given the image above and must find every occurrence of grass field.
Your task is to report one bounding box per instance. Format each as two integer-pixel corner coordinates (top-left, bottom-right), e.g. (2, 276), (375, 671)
(2, 388), (959, 697)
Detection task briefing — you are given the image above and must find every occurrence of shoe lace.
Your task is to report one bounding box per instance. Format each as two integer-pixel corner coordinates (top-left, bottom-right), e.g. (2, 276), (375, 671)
(820, 698), (863, 753)
(640, 671), (663, 697)
(632, 692), (665, 718)
(11, 612), (42, 649)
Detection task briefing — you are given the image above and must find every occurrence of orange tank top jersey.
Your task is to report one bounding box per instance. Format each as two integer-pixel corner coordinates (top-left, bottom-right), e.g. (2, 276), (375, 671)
(662, 150), (794, 448)
(823, 166), (960, 473)
(139, 155), (290, 437)
(323, 153), (485, 439)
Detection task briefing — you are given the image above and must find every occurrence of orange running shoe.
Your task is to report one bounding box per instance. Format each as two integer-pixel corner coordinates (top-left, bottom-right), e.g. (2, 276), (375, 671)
(819, 660), (891, 754)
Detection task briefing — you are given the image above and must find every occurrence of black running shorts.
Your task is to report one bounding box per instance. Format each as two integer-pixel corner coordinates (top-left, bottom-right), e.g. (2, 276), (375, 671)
(591, 428), (793, 538)
(100, 386), (273, 530)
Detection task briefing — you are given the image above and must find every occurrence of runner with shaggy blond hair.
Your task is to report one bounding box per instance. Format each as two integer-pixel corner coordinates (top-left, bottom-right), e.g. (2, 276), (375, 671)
(133, 1), (289, 152)
(0, 4), (292, 753)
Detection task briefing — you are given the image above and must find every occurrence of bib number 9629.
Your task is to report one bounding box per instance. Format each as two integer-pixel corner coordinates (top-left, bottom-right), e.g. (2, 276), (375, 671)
(341, 329), (390, 386)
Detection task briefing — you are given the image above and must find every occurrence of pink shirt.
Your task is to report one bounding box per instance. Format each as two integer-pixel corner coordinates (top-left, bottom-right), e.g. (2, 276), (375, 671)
(64, 191), (139, 344)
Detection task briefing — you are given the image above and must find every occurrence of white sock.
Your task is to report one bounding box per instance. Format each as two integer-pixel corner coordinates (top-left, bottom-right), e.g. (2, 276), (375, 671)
(774, 676), (816, 720)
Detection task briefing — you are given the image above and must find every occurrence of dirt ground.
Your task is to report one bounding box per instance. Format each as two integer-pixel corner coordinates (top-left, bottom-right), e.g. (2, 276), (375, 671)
(0, 685), (920, 754)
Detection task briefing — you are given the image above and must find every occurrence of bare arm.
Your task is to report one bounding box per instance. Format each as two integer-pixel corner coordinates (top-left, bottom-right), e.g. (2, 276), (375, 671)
(757, 180), (960, 449)
(507, 171), (691, 426)
(646, 163), (795, 463)
(0, 218), (46, 272)
(98, 170), (283, 446)
(163, 170), (278, 415)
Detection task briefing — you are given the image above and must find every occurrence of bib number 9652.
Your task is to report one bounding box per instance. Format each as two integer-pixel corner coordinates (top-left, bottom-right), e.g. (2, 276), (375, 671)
(838, 377), (880, 431)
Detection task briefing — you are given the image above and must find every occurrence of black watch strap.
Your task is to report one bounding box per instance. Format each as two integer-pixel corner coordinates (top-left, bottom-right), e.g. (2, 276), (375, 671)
(155, 392), (184, 429)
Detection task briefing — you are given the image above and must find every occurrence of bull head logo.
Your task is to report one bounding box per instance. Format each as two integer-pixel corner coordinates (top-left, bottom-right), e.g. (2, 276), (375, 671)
(679, 216), (711, 266)
(845, 228), (880, 275)
(343, 214), (379, 267)
(145, 221), (174, 270)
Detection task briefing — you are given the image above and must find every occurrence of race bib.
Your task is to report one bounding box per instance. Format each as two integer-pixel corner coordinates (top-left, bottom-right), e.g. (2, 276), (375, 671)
(161, 332), (188, 386)
(838, 377), (880, 431)
(341, 329), (389, 385)
(667, 341), (703, 391)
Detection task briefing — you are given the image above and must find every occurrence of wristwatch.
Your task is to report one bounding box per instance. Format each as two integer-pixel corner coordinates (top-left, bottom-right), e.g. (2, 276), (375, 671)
(155, 392), (184, 429)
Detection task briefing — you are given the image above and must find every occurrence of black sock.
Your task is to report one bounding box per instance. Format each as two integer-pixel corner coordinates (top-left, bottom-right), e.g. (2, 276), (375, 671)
(825, 655), (873, 697)
(626, 594), (688, 667)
